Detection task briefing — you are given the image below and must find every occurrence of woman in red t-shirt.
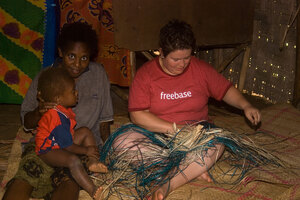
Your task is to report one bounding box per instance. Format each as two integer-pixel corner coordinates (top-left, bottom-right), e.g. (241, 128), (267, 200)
(103, 19), (261, 200)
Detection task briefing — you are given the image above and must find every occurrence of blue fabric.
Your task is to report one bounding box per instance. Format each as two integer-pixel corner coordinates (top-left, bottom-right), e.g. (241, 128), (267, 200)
(52, 112), (73, 148)
(43, 0), (59, 67)
(38, 112), (73, 154)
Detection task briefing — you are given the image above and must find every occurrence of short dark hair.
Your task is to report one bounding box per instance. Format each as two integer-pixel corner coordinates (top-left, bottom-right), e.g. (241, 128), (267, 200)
(57, 22), (98, 60)
(159, 19), (196, 57)
(37, 67), (74, 102)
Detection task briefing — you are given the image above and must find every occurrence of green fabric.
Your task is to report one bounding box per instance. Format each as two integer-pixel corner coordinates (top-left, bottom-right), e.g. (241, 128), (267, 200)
(14, 142), (54, 198)
(0, 32), (41, 77)
(0, 0), (45, 103)
(0, 82), (23, 104)
(0, 0), (45, 34)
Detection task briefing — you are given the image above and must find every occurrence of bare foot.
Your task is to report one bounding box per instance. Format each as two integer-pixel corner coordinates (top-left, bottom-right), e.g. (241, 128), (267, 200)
(151, 188), (165, 200)
(88, 158), (108, 173)
(151, 183), (171, 200)
(93, 186), (103, 200)
(196, 171), (212, 183)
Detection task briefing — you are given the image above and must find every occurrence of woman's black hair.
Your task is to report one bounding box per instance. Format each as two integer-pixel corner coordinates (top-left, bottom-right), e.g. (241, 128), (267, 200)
(159, 19), (196, 57)
(57, 22), (98, 60)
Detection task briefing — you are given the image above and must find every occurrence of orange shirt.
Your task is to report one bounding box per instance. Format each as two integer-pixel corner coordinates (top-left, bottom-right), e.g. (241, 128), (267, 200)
(35, 105), (76, 155)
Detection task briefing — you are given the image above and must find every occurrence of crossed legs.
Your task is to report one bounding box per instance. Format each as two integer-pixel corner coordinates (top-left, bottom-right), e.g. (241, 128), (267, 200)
(152, 144), (224, 200)
(112, 131), (225, 200)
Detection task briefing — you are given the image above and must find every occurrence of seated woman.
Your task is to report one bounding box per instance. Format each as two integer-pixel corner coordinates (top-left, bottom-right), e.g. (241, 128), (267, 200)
(100, 19), (263, 200)
(3, 22), (113, 200)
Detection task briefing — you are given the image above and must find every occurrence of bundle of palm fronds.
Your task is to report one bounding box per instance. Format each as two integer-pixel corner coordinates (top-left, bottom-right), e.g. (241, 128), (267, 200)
(97, 122), (283, 199)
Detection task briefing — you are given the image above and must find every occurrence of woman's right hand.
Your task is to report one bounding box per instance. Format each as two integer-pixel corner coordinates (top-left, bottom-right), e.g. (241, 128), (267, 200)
(23, 100), (57, 130)
(37, 91), (57, 116)
(130, 110), (175, 134)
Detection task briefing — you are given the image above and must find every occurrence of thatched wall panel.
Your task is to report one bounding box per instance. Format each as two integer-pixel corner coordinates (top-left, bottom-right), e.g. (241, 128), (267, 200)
(198, 0), (296, 103)
(113, 0), (255, 51)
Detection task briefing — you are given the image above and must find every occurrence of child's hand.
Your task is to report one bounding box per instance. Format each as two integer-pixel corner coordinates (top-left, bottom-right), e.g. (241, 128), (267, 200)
(86, 146), (99, 159)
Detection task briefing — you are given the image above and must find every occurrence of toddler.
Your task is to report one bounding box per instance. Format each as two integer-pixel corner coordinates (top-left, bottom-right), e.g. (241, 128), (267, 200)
(35, 67), (106, 199)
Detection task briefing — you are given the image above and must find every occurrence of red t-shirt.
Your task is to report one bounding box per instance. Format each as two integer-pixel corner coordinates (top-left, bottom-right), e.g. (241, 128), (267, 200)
(128, 56), (232, 124)
(35, 105), (76, 155)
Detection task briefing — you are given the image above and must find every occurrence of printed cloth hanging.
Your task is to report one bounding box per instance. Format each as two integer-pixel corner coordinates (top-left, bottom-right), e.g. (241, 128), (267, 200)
(59, 0), (132, 87)
(0, 0), (57, 104)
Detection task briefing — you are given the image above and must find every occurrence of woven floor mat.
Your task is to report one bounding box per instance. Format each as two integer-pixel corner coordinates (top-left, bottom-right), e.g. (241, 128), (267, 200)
(1, 105), (300, 200)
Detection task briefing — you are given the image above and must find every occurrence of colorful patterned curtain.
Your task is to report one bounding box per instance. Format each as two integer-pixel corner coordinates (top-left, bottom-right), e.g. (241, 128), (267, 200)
(59, 0), (132, 87)
(0, 0), (57, 104)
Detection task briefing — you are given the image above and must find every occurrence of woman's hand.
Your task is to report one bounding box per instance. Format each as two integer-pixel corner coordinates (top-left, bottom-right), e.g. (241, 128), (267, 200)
(38, 101), (57, 116)
(172, 123), (185, 133)
(130, 110), (175, 133)
(243, 105), (261, 125)
(37, 92), (57, 116)
(223, 86), (261, 126)
(23, 101), (57, 130)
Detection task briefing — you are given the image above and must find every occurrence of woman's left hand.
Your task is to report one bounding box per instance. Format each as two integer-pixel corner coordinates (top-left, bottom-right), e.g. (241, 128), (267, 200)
(243, 105), (261, 125)
(223, 86), (261, 126)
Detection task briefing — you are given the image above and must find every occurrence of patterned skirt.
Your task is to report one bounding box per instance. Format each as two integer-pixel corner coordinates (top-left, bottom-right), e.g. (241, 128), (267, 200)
(7, 142), (91, 199)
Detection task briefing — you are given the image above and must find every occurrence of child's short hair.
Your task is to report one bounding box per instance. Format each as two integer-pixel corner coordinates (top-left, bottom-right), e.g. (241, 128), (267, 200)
(37, 67), (74, 102)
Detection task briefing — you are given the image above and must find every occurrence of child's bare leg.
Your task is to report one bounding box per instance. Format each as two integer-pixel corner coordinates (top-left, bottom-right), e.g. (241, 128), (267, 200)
(152, 144), (224, 200)
(74, 127), (97, 146)
(74, 127), (107, 173)
(39, 149), (102, 198)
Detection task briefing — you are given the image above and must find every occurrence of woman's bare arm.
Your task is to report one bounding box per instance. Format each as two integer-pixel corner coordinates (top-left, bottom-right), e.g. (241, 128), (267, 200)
(100, 121), (112, 143)
(222, 86), (261, 125)
(130, 110), (175, 133)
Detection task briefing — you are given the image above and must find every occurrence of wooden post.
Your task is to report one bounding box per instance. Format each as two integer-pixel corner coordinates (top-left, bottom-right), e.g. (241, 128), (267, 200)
(130, 51), (136, 81)
(238, 46), (251, 91)
(217, 43), (247, 73)
(214, 49), (223, 72)
(110, 51), (136, 102)
(141, 51), (154, 60)
(294, 0), (300, 107)
(111, 85), (128, 101)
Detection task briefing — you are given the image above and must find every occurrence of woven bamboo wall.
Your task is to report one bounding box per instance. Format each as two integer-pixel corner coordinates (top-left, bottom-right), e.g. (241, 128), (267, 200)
(198, 0), (296, 103)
